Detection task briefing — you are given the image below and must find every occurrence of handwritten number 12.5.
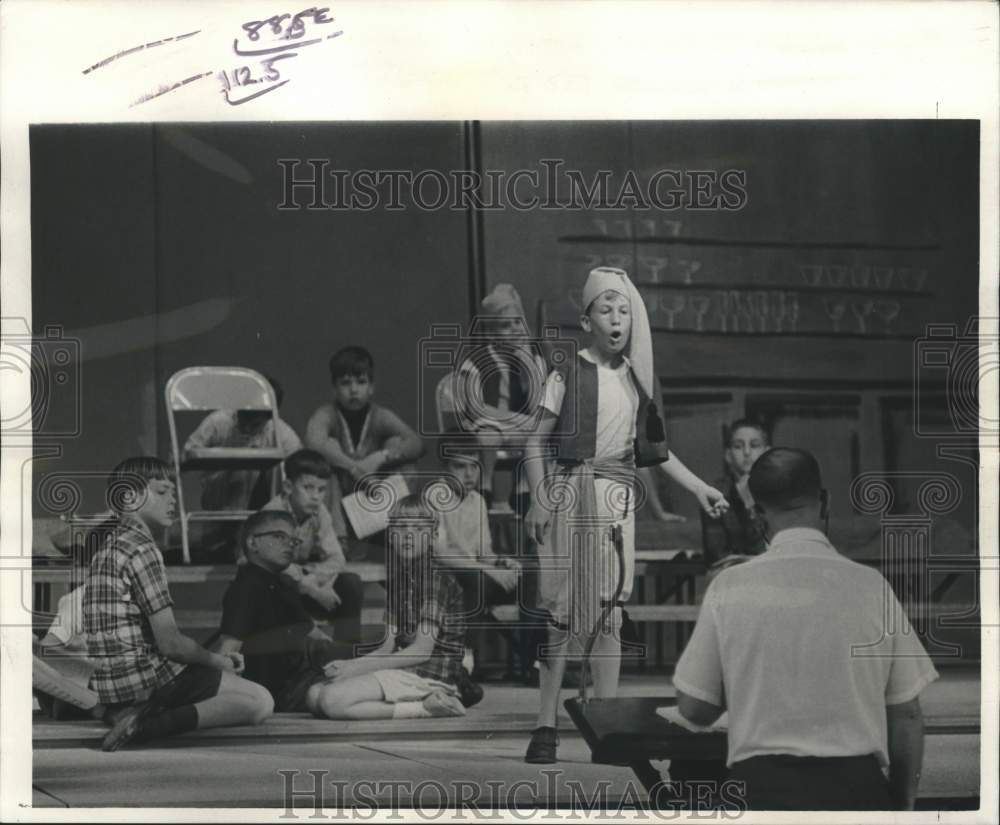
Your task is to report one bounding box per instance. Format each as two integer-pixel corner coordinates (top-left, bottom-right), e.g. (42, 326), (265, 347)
(219, 54), (293, 94)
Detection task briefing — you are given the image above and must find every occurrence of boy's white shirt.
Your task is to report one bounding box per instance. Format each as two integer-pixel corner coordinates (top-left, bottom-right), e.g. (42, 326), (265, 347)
(47, 586), (85, 646)
(435, 489), (493, 562)
(541, 350), (639, 460)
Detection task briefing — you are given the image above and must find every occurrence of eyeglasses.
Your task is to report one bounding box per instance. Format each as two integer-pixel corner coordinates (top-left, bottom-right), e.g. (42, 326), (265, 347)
(252, 531), (302, 548)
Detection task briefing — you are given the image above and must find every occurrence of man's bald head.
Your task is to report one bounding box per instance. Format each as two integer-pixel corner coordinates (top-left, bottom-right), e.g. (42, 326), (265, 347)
(748, 448), (823, 512)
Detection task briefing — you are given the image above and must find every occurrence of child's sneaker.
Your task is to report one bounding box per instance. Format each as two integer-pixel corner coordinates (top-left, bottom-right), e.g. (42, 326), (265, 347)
(422, 690), (466, 718)
(101, 700), (158, 752)
(455, 668), (484, 708)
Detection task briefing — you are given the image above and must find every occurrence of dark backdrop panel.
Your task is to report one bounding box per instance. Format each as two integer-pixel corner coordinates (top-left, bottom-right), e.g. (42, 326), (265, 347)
(30, 122), (472, 514)
(481, 120), (978, 383)
(150, 122), (470, 454)
(31, 124), (159, 513)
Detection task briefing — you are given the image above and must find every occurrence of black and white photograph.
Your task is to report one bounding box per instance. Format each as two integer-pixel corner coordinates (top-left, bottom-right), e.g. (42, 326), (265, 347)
(2, 2), (997, 821)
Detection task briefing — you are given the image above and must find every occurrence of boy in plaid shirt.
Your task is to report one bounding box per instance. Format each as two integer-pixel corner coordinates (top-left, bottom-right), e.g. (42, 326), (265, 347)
(84, 457), (273, 751)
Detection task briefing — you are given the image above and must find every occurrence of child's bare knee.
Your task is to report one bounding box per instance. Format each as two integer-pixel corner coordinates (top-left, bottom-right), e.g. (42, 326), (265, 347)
(316, 690), (348, 719)
(305, 683), (324, 716)
(250, 684), (274, 724)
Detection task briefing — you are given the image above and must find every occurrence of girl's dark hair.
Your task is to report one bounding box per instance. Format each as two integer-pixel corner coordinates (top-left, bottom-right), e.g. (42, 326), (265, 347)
(106, 456), (172, 513)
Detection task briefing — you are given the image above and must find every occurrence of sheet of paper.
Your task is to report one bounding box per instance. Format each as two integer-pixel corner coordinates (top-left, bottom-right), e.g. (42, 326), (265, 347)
(340, 474), (410, 538)
(657, 705), (729, 733)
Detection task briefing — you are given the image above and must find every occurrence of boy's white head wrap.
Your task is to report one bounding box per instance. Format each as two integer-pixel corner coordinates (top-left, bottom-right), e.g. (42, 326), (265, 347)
(582, 266), (653, 398)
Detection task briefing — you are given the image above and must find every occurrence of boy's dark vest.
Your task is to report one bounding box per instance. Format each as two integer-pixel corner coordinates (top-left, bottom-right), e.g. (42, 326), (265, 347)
(551, 354), (669, 468)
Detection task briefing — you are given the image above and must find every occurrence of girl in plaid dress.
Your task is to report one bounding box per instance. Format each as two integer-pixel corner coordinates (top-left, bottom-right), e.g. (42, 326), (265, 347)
(306, 495), (467, 719)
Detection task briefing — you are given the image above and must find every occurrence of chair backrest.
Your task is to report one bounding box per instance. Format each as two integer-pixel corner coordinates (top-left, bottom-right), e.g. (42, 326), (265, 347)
(435, 372), (458, 433)
(166, 367), (276, 412)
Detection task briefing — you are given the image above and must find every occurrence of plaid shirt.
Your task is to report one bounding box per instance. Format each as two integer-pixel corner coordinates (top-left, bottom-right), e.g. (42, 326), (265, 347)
(392, 567), (466, 685)
(83, 515), (184, 704)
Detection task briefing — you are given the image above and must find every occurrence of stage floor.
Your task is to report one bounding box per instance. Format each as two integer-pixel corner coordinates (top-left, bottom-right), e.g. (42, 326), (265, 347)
(32, 670), (981, 810)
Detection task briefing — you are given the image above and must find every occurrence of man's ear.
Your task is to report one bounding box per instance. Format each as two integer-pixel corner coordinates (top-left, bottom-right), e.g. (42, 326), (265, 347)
(282, 477), (293, 496)
(579, 314), (592, 333)
(819, 489), (830, 521)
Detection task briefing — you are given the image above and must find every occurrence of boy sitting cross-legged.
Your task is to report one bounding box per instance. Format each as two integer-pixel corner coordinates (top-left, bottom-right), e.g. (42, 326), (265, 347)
(305, 346), (424, 539)
(259, 449), (364, 643)
(85, 457), (273, 752)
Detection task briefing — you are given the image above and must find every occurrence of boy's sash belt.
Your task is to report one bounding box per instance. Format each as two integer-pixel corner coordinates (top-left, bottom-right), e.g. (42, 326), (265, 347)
(548, 453), (635, 637)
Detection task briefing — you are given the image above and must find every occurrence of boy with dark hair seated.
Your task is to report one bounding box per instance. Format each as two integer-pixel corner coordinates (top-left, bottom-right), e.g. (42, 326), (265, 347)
(260, 449), (364, 643)
(217, 510), (354, 711)
(701, 419), (770, 570)
(85, 457), (273, 751)
(305, 346), (424, 538)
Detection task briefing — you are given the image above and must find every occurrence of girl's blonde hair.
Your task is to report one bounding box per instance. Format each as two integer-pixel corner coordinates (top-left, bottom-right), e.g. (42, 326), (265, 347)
(387, 493), (438, 528)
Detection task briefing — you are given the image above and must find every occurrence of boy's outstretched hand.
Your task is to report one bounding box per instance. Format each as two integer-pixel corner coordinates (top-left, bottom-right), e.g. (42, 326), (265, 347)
(524, 503), (551, 545)
(696, 484), (730, 519)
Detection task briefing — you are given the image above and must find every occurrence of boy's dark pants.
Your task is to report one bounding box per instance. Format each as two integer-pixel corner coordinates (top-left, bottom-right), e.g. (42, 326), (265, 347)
(276, 637), (356, 713)
(303, 572), (365, 645)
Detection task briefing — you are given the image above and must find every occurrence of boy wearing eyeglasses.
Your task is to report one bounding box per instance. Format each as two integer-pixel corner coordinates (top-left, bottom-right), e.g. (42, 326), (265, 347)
(260, 449), (364, 643)
(217, 510), (354, 711)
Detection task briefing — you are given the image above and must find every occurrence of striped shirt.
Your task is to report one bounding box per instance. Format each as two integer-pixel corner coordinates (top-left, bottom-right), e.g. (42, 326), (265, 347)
(83, 515), (184, 704)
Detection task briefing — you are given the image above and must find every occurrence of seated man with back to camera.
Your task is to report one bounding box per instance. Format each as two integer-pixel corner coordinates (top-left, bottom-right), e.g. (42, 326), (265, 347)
(674, 447), (937, 810)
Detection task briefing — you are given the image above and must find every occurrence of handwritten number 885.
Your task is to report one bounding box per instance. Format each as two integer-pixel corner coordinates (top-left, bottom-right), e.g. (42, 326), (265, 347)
(242, 7), (333, 42)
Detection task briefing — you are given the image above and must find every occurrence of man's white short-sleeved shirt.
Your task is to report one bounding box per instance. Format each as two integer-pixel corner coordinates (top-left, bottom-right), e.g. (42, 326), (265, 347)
(673, 527), (939, 767)
(542, 350), (638, 460)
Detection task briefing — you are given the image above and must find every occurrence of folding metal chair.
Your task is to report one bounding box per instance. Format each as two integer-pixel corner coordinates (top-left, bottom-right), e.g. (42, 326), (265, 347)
(165, 367), (285, 564)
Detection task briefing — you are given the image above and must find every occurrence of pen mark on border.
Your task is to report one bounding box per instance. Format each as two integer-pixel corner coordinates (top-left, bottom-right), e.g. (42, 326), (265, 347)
(82, 30), (202, 75)
(233, 35), (322, 56)
(224, 78), (291, 105)
(130, 71), (214, 107)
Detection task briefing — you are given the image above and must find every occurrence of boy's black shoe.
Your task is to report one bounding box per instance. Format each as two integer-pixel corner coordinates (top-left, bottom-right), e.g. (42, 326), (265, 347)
(525, 726), (559, 764)
(456, 669), (484, 708)
(101, 700), (158, 752)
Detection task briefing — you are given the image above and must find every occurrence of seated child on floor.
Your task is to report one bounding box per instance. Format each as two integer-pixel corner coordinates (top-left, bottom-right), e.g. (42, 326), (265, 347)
(85, 456), (273, 751)
(304, 495), (467, 720)
(217, 510), (354, 712)
(259, 449), (364, 643)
